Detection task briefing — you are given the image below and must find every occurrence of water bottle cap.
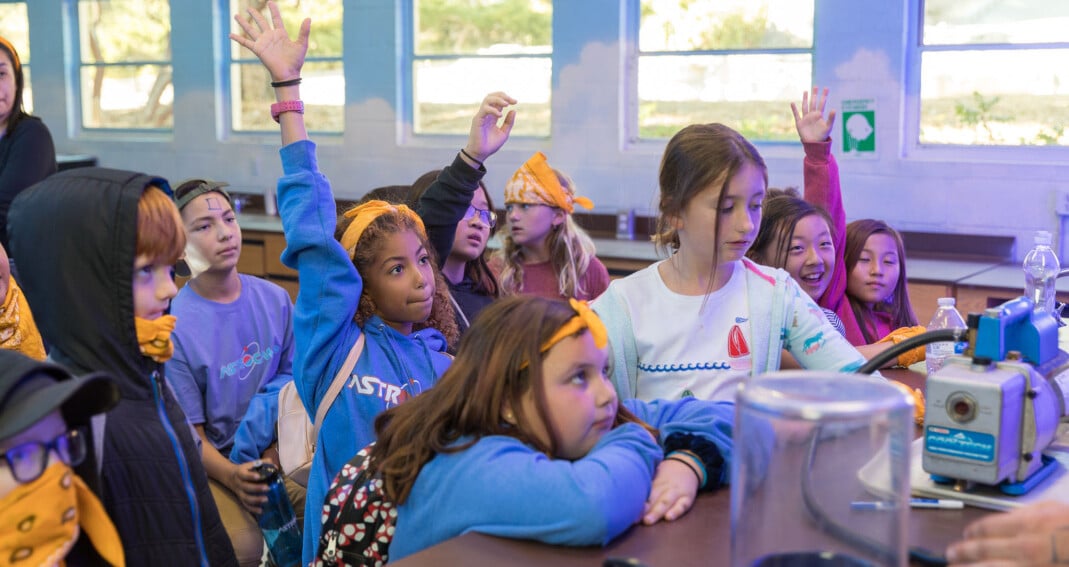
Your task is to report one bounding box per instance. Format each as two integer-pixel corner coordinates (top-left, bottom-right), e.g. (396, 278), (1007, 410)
(937, 297), (956, 306)
(1035, 230), (1052, 246)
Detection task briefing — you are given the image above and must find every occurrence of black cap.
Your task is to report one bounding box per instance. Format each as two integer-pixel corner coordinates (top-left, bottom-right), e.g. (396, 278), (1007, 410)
(0, 350), (120, 443)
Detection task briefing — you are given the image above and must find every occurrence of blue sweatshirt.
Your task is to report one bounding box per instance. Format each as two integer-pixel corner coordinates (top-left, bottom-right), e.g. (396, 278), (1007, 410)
(276, 141), (452, 562)
(389, 397), (735, 561)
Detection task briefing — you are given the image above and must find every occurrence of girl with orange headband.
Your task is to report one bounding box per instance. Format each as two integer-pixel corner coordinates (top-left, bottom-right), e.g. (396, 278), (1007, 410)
(230, 4), (508, 559)
(312, 296), (736, 562)
(492, 152), (610, 300)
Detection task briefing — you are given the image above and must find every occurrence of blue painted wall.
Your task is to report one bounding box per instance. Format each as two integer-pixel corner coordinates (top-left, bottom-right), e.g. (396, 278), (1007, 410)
(23, 0), (1069, 260)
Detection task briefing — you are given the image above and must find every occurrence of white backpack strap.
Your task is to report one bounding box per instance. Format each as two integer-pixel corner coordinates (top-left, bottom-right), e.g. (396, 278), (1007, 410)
(311, 333), (366, 447)
(91, 413), (107, 477)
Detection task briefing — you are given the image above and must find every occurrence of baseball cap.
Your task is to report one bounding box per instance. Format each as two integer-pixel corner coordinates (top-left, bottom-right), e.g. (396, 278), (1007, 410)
(0, 350), (120, 443)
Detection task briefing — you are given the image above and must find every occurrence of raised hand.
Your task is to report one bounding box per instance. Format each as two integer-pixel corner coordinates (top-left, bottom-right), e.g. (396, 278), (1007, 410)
(229, 0), (310, 83)
(463, 92), (518, 164)
(791, 86), (837, 144)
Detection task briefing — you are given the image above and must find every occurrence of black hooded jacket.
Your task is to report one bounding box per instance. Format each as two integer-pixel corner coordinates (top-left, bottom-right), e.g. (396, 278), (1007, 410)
(8, 168), (237, 566)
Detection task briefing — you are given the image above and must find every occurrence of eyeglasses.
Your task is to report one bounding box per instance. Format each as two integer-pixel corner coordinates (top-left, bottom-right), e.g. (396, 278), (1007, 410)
(1, 429), (87, 484)
(463, 205), (497, 228)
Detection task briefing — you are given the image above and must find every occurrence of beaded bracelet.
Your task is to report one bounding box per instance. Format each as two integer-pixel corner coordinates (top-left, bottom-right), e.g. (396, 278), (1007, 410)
(270, 77), (302, 88)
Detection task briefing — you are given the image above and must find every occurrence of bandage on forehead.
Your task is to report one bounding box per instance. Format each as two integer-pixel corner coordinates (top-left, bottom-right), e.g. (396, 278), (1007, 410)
(174, 179), (233, 211)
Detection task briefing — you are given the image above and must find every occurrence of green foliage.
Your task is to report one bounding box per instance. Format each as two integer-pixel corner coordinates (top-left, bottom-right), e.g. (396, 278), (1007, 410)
(416, 0), (552, 55)
(953, 91), (1012, 143)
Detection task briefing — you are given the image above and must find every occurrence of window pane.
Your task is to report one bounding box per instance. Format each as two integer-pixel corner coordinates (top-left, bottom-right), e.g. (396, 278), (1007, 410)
(0, 3), (29, 111)
(639, 0), (812, 52)
(415, 0), (551, 56)
(638, 53), (810, 140)
(923, 0), (1069, 46)
(414, 57), (549, 136)
(919, 50), (1069, 145)
(231, 61), (343, 132)
(79, 0), (170, 63)
(230, 0), (342, 60)
(80, 65), (173, 129)
(0, 3), (28, 60)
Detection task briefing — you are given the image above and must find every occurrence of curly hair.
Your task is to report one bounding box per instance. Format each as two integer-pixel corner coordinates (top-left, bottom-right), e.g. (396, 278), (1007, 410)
(337, 207), (460, 347)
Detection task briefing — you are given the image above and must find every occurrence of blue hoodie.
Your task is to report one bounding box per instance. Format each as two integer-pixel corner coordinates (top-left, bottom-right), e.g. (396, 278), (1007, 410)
(390, 396), (735, 561)
(276, 140), (452, 562)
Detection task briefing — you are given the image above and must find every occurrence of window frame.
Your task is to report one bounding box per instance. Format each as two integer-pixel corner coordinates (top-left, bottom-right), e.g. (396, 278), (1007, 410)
(68, 0), (175, 136)
(223, 0), (345, 136)
(623, 0), (815, 147)
(399, 0), (554, 142)
(903, 0), (1069, 163)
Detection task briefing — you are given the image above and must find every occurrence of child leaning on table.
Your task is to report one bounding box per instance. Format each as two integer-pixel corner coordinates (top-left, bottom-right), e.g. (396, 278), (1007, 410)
(316, 296), (735, 564)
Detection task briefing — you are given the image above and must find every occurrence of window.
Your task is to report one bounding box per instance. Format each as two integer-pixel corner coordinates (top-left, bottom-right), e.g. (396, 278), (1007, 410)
(410, 0), (551, 137)
(0, 2), (28, 112)
(229, 0), (343, 133)
(634, 0), (814, 141)
(918, 0), (1069, 146)
(77, 0), (172, 130)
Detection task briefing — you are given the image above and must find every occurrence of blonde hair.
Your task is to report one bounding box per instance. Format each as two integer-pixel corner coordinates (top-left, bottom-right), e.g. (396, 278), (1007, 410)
(496, 169), (598, 298)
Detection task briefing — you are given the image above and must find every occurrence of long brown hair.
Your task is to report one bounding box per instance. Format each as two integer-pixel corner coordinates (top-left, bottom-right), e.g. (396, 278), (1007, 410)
(336, 207), (459, 347)
(367, 296), (656, 504)
(409, 169), (500, 298)
(843, 219), (917, 342)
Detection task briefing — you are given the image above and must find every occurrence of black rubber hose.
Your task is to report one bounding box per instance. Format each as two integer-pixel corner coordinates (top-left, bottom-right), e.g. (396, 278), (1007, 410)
(856, 328), (969, 375)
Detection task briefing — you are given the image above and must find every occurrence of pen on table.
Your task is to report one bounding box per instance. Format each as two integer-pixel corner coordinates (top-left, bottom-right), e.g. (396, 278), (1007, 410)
(851, 498), (965, 511)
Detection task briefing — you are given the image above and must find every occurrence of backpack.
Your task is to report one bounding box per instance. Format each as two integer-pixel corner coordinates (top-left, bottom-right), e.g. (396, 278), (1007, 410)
(313, 443), (396, 567)
(277, 334), (365, 487)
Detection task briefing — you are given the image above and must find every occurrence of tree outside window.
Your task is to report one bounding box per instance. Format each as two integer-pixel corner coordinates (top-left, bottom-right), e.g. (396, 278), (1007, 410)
(636, 0), (813, 141)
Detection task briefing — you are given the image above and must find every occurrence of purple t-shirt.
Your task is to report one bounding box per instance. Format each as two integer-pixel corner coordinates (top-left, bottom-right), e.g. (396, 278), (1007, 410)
(166, 273), (295, 455)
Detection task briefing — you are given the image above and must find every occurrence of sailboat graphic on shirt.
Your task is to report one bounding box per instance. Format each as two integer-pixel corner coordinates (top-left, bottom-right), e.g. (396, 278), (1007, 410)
(728, 324), (752, 371)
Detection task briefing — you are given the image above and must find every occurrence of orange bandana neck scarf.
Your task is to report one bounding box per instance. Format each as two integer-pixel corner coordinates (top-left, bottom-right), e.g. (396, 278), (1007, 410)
(339, 200), (427, 257)
(0, 463), (125, 567)
(0, 279), (47, 361)
(134, 315), (176, 363)
(504, 152), (593, 214)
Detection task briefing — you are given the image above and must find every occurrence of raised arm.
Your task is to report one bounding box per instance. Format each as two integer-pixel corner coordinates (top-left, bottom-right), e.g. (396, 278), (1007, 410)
(230, 0), (310, 146)
(418, 92), (516, 265)
(793, 87), (846, 312)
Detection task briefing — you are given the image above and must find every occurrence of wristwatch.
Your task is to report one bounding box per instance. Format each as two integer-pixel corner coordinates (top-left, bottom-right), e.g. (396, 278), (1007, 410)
(271, 100), (304, 123)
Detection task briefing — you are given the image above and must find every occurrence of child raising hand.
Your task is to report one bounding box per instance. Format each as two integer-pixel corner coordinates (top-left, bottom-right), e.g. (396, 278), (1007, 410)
(230, 2), (514, 561)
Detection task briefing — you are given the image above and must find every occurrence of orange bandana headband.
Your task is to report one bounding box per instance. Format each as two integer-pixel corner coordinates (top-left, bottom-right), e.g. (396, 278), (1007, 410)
(339, 200), (426, 256)
(504, 152), (593, 214)
(541, 299), (608, 354)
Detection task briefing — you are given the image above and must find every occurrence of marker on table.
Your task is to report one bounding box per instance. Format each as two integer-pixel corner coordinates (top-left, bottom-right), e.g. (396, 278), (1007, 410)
(851, 498), (965, 511)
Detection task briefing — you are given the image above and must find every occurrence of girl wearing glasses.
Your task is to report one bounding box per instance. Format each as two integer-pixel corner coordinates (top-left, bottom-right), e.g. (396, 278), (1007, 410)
(492, 153), (610, 301)
(412, 91), (516, 333)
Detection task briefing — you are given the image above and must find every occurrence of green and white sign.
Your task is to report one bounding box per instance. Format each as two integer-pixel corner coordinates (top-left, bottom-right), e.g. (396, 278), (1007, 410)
(842, 99), (875, 156)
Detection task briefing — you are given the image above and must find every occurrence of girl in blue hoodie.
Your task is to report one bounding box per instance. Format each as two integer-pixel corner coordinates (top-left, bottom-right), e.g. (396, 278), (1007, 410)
(325, 295), (735, 563)
(229, 3), (514, 560)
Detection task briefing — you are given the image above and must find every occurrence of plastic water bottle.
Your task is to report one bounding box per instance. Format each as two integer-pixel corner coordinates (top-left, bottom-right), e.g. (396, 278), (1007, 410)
(1023, 230), (1060, 322)
(925, 297), (966, 376)
(255, 463), (302, 567)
